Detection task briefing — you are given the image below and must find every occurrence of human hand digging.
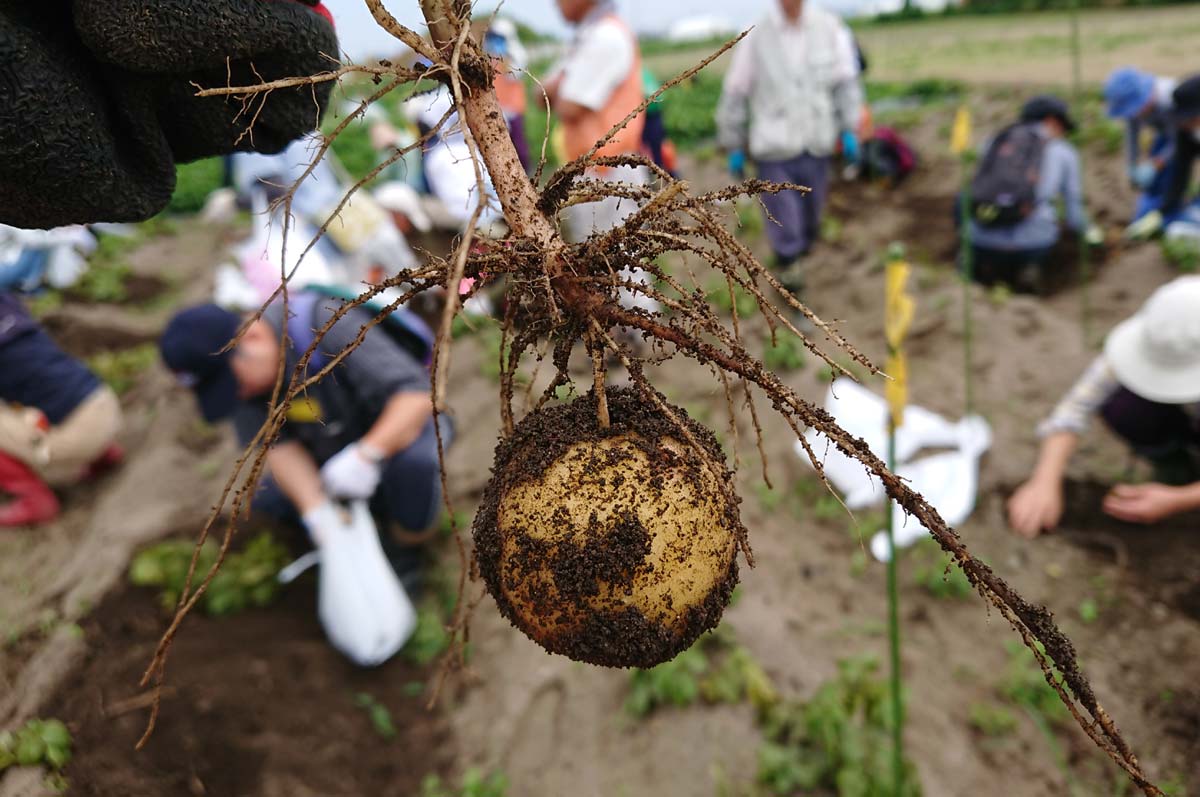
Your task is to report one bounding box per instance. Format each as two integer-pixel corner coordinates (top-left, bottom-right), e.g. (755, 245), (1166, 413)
(1007, 477), (1064, 539)
(1102, 483), (1190, 525)
(0, 0), (337, 228)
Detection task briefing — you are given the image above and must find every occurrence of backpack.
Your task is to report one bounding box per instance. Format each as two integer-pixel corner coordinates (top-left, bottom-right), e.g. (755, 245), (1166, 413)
(861, 127), (916, 184)
(970, 123), (1047, 228)
(285, 286), (436, 374)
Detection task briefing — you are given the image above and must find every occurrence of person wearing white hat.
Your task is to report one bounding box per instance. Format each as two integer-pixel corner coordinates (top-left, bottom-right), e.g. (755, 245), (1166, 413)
(1009, 276), (1200, 537)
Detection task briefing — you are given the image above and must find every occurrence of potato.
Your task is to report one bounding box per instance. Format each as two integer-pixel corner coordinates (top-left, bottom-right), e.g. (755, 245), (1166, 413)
(473, 387), (743, 668)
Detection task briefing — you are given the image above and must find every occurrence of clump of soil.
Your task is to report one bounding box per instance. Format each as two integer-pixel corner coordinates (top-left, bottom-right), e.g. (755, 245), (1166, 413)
(42, 573), (455, 797)
(473, 387), (744, 669)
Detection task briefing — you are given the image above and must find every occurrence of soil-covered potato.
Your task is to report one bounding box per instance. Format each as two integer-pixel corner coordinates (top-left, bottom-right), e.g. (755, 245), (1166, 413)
(473, 387), (744, 668)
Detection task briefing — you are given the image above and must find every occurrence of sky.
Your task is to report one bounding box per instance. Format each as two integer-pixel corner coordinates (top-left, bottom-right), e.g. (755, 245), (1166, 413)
(329, 0), (876, 61)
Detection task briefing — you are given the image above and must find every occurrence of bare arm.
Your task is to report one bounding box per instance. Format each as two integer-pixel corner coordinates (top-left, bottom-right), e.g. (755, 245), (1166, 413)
(267, 440), (326, 515)
(360, 391), (433, 458)
(1007, 431), (1079, 538)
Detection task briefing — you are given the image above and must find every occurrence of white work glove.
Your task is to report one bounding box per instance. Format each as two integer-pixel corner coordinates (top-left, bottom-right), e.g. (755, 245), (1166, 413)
(1084, 223), (1104, 247)
(1124, 210), (1164, 241)
(320, 442), (385, 501)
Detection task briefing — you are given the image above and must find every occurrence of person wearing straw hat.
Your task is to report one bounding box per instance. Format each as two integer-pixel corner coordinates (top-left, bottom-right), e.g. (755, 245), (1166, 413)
(1103, 67), (1179, 223)
(1009, 276), (1200, 538)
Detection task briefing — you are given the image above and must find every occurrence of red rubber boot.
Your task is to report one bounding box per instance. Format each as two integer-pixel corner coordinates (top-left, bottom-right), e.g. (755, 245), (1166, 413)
(0, 452), (59, 528)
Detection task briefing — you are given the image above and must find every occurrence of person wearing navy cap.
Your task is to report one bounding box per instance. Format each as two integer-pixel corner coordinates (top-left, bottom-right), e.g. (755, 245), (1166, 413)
(1104, 67), (1179, 223)
(161, 292), (450, 590)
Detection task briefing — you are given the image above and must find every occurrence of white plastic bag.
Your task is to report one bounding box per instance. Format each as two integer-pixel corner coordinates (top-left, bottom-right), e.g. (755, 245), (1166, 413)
(308, 501), (417, 667)
(796, 379), (992, 562)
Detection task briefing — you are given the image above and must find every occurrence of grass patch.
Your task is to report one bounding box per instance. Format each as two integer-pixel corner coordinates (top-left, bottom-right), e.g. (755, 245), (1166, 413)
(87, 344), (159, 396)
(625, 628), (775, 718)
(421, 769), (508, 797)
(756, 657), (920, 797)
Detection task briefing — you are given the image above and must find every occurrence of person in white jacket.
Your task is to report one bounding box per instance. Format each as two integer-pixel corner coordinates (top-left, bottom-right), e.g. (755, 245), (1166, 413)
(716, 0), (863, 294)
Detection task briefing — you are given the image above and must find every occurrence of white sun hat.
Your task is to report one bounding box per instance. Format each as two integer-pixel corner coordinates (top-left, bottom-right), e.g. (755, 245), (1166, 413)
(1104, 275), (1200, 404)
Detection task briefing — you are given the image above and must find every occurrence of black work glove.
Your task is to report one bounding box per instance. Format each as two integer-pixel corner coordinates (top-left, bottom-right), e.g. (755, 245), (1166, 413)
(0, 0), (337, 229)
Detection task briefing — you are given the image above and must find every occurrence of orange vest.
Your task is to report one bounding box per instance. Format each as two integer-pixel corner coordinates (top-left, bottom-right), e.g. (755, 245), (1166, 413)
(562, 15), (646, 163)
(494, 70), (528, 117)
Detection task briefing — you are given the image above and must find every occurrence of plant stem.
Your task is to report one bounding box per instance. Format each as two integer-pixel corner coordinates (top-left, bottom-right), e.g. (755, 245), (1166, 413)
(1069, 0), (1092, 348)
(958, 169), (975, 416)
(886, 421), (904, 794)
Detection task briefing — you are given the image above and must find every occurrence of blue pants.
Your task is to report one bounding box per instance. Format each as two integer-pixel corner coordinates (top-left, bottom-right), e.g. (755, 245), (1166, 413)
(756, 154), (831, 261)
(1132, 138), (1200, 224)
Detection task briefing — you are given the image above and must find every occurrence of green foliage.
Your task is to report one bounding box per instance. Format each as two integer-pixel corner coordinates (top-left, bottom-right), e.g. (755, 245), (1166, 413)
(403, 606), (452, 666)
(169, 158), (225, 215)
(26, 291), (63, 319)
(129, 532), (290, 616)
(74, 249), (132, 303)
(1075, 119), (1125, 155)
(735, 198), (765, 240)
(1078, 598), (1099, 624)
(908, 540), (972, 600)
(625, 644), (710, 717)
(864, 79), (963, 105)
(87, 344), (159, 396)
(0, 719), (72, 774)
(421, 769), (509, 797)
(661, 74), (723, 150)
(331, 122), (378, 185)
(1162, 236), (1200, 273)
(762, 334), (806, 373)
(706, 276), (759, 319)
(626, 630), (775, 718)
(968, 702), (1018, 737)
(999, 641), (1069, 726)
(756, 657), (920, 796)
(354, 693), (399, 740)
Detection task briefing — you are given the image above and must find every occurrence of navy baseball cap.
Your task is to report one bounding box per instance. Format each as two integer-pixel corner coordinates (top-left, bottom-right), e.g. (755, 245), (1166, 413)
(160, 304), (242, 423)
(1020, 95), (1077, 133)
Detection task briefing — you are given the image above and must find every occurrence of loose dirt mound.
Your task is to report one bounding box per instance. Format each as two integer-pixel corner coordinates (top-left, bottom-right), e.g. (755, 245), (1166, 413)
(43, 576), (455, 797)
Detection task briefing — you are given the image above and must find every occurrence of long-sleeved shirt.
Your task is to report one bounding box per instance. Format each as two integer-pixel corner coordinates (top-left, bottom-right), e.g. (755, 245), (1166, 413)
(1039, 354), (1200, 438)
(971, 128), (1086, 252)
(715, 3), (863, 162)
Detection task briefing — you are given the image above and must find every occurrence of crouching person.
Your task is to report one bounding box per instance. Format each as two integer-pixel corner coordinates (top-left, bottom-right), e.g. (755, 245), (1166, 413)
(161, 291), (449, 592)
(1008, 276), (1200, 538)
(0, 292), (122, 527)
(964, 96), (1101, 293)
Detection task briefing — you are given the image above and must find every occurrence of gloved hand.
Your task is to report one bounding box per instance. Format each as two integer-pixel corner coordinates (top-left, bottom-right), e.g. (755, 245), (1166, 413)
(1084, 223), (1104, 247)
(320, 442), (385, 501)
(840, 130), (860, 165)
(1125, 210), (1164, 241)
(728, 150), (747, 180)
(1, 1), (337, 229)
(1130, 160), (1157, 191)
(302, 500), (345, 548)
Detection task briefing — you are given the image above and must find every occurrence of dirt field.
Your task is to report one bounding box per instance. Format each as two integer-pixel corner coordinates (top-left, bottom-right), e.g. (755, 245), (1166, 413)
(646, 5), (1199, 87)
(2, 80), (1199, 797)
